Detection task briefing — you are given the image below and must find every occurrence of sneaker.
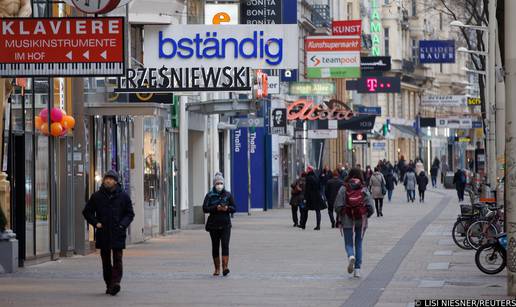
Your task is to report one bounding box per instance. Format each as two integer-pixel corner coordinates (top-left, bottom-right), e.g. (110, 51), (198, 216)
(353, 269), (361, 278)
(347, 256), (355, 274)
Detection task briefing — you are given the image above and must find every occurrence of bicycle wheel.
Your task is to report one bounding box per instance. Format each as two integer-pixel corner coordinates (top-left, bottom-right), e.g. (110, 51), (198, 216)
(467, 221), (498, 250)
(475, 243), (506, 274)
(452, 220), (473, 250)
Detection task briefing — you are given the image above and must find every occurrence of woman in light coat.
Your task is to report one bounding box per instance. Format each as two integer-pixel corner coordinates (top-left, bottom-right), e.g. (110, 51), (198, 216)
(368, 167), (386, 217)
(403, 167), (417, 203)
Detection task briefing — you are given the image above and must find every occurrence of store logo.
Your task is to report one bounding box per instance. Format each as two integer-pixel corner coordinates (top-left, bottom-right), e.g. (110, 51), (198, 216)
(310, 55), (321, 66)
(158, 30), (284, 65)
(212, 12), (231, 24)
(366, 77), (392, 92)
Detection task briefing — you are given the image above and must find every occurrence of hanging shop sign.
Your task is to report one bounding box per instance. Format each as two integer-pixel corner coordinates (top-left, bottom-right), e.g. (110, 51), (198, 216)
(280, 69), (298, 82)
(240, 0), (282, 24)
(331, 20), (362, 36)
(370, 0), (382, 56)
(467, 97), (481, 106)
(205, 4), (239, 24)
(0, 17), (125, 77)
(372, 141), (386, 151)
(356, 106), (381, 116)
(436, 117), (473, 129)
(305, 36), (361, 78)
(231, 116), (265, 128)
(360, 56), (391, 72)
(472, 121), (483, 128)
(313, 114), (377, 131)
(113, 66), (251, 93)
(287, 99), (354, 121)
(456, 137), (471, 143)
(267, 76), (280, 94)
(352, 133), (368, 144)
(419, 40), (455, 64)
(271, 108), (287, 134)
(421, 95), (467, 107)
(64, 0), (127, 14)
(347, 77), (401, 93)
(144, 24), (298, 69)
(289, 82), (336, 96)
(307, 130), (338, 139)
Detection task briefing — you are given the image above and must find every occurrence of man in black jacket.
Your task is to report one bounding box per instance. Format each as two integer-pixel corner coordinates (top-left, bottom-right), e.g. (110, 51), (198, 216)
(83, 170), (135, 296)
(325, 170), (343, 228)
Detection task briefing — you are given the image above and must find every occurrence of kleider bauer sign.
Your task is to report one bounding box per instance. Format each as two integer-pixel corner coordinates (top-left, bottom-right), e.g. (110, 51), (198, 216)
(305, 36), (361, 78)
(331, 20), (361, 36)
(144, 24), (298, 69)
(419, 40), (455, 63)
(0, 17), (124, 77)
(114, 67), (251, 93)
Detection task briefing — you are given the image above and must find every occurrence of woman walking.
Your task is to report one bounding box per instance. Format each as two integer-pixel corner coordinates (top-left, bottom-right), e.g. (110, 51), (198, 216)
(385, 168), (397, 202)
(403, 167), (417, 203)
(334, 168), (374, 278)
(289, 173), (305, 227)
(369, 167), (386, 217)
(203, 173), (236, 276)
(416, 170), (429, 202)
(300, 166), (327, 230)
(325, 170), (344, 228)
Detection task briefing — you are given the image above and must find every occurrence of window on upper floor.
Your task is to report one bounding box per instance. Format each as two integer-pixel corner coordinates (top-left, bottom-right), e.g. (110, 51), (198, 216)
(347, 2), (353, 19)
(411, 39), (418, 63)
(439, 13), (443, 30)
(384, 28), (390, 55)
(412, 0), (417, 16)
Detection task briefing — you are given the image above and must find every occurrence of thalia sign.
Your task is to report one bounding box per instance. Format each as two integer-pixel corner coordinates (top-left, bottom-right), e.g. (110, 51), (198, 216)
(144, 24), (298, 69)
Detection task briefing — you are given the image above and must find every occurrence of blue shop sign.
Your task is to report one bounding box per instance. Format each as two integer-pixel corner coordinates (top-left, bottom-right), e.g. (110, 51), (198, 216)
(356, 106), (381, 116)
(472, 121), (483, 128)
(419, 40), (455, 63)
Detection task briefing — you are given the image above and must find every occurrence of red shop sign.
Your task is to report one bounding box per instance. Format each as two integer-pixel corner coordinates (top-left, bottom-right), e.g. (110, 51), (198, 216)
(332, 20), (362, 36)
(287, 99), (354, 121)
(0, 17), (125, 77)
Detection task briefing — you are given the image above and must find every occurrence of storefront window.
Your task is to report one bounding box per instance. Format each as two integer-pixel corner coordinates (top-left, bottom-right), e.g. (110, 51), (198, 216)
(35, 134), (49, 255)
(144, 117), (162, 236)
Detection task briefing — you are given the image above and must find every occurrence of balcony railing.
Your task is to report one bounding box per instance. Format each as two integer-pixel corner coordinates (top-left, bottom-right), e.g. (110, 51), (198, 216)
(311, 4), (331, 28)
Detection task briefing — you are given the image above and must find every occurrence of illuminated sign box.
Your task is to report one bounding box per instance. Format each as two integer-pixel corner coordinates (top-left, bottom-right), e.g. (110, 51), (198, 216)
(467, 97), (481, 106)
(331, 20), (362, 36)
(352, 133), (368, 144)
(419, 40), (455, 64)
(347, 77), (401, 93)
(289, 82), (336, 96)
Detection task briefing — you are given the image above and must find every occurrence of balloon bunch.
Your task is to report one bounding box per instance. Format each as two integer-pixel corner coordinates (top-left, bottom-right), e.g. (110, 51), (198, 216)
(35, 108), (76, 137)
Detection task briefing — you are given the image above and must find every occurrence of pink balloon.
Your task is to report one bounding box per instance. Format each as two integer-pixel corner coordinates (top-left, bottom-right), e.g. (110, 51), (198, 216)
(39, 108), (48, 122)
(50, 107), (63, 123)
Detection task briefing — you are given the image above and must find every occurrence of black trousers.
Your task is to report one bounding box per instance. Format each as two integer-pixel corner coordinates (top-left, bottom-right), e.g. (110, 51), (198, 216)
(419, 190), (425, 201)
(100, 249), (123, 287)
(328, 204), (335, 226)
(291, 205), (299, 225)
(300, 208), (321, 228)
(457, 188), (465, 201)
(374, 198), (383, 216)
(209, 228), (231, 258)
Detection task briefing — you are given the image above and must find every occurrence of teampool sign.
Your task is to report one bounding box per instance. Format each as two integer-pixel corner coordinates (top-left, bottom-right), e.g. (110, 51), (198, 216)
(143, 24), (298, 69)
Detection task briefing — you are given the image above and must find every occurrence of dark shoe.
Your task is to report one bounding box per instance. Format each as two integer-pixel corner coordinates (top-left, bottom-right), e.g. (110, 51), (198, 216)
(105, 287), (111, 294)
(313, 227), (320, 230)
(380, 212), (383, 217)
(109, 284), (121, 296)
(222, 256), (230, 276)
(293, 223), (298, 227)
(297, 225), (305, 230)
(223, 269), (230, 276)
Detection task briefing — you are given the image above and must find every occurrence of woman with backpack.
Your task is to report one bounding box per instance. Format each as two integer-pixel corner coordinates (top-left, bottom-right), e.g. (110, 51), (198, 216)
(369, 167), (386, 217)
(334, 168), (374, 278)
(403, 167), (417, 203)
(416, 170), (429, 202)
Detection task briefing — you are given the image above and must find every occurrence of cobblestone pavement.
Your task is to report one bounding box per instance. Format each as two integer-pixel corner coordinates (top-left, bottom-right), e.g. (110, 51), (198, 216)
(0, 187), (509, 307)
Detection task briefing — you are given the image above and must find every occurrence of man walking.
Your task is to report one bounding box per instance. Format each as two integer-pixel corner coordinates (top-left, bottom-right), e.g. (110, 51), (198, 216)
(83, 170), (135, 296)
(453, 168), (467, 202)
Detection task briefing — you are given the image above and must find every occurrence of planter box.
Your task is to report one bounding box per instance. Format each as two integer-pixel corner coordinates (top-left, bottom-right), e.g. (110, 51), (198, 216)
(0, 239), (18, 273)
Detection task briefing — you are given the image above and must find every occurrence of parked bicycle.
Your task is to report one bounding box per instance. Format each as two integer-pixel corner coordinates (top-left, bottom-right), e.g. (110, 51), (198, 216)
(475, 233), (507, 274)
(466, 205), (503, 250)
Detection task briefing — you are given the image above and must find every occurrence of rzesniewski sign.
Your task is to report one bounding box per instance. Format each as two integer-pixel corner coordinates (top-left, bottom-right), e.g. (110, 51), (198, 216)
(114, 66), (251, 93)
(143, 24), (298, 69)
(305, 36), (361, 78)
(0, 17), (124, 76)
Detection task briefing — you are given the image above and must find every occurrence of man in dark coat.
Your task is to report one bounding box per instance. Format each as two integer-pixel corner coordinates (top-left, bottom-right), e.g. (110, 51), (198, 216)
(452, 168), (467, 202)
(299, 165), (326, 230)
(83, 170), (135, 296)
(325, 170), (343, 228)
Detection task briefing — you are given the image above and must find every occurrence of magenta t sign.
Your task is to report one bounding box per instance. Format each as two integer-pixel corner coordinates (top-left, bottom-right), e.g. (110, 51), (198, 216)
(357, 77), (400, 93)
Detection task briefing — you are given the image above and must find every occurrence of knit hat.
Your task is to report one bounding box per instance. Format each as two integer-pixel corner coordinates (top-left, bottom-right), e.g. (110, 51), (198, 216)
(103, 170), (119, 182)
(213, 172), (225, 185)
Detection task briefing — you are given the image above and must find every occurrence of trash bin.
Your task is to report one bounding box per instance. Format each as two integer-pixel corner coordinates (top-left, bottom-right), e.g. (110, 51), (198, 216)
(444, 171), (455, 189)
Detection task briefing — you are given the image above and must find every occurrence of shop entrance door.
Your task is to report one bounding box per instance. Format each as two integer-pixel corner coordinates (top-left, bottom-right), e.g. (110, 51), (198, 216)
(11, 133), (26, 266)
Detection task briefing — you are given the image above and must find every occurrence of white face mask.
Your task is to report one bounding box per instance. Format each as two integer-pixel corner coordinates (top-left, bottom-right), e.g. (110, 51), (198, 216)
(215, 184), (224, 192)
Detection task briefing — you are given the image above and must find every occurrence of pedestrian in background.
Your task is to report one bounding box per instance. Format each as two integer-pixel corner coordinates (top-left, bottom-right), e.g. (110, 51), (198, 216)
(430, 158), (440, 188)
(369, 167), (386, 217)
(453, 168), (467, 202)
(289, 173), (305, 227)
(441, 159), (449, 184)
(334, 168), (374, 278)
(384, 167), (397, 202)
(203, 173), (236, 277)
(403, 167), (417, 203)
(300, 165), (327, 230)
(83, 170), (135, 296)
(417, 170), (429, 202)
(325, 170), (343, 228)
(364, 166), (373, 187)
(415, 158), (424, 176)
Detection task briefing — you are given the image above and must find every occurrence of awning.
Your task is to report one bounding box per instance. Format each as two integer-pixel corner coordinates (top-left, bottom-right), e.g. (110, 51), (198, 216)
(390, 123), (417, 138)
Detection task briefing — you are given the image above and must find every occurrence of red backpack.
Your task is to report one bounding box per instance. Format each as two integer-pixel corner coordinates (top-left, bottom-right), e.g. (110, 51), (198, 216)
(343, 179), (367, 220)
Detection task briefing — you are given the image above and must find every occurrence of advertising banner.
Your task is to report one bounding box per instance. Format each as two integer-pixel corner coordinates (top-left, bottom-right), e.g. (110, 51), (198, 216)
(240, 0), (281, 24)
(331, 20), (362, 36)
(289, 82), (336, 96)
(419, 40), (455, 63)
(205, 4), (239, 24)
(271, 108), (287, 134)
(231, 128), (249, 212)
(356, 106), (381, 116)
(421, 95), (467, 107)
(144, 24), (298, 69)
(250, 127), (265, 210)
(0, 17), (124, 76)
(305, 36), (361, 78)
(360, 56), (391, 72)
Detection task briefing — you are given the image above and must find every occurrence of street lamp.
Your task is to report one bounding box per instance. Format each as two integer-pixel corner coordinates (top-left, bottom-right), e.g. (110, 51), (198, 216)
(457, 46), (488, 57)
(450, 20), (488, 32)
(462, 67), (487, 75)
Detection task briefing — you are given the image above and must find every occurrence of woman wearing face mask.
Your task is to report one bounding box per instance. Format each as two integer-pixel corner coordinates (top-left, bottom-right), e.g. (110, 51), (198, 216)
(203, 172), (236, 277)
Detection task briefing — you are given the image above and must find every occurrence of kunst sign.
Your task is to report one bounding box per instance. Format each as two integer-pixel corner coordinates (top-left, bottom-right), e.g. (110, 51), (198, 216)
(287, 99), (354, 121)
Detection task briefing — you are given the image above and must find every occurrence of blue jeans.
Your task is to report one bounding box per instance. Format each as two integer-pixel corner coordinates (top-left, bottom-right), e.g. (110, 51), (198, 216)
(407, 190), (415, 201)
(431, 176), (437, 187)
(387, 189), (393, 201)
(343, 226), (364, 269)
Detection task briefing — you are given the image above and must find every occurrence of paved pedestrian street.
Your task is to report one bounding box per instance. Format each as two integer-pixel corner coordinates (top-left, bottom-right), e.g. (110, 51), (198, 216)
(0, 188), (508, 307)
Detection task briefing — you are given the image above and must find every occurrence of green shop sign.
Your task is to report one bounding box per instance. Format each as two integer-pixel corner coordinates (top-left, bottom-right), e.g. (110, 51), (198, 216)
(289, 82), (336, 96)
(370, 0), (382, 56)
